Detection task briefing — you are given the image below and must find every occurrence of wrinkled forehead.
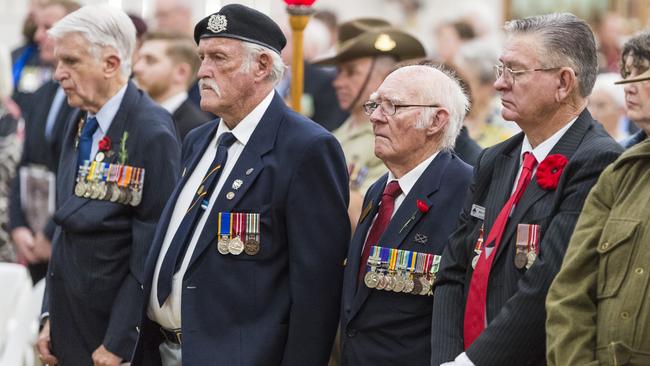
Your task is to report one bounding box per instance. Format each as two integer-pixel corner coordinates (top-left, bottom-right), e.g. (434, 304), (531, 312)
(500, 33), (543, 67)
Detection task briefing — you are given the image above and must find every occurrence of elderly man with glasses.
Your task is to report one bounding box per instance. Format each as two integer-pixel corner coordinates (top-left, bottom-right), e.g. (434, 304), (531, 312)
(430, 13), (623, 366)
(339, 64), (473, 365)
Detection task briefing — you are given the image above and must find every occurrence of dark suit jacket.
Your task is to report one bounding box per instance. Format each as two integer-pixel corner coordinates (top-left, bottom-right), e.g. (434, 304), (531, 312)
(172, 98), (210, 141)
(430, 109), (623, 366)
(8, 80), (74, 282)
(340, 151), (472, 366)
(134, 92), (350, 366)
(45, 81), (181, 365)
(453, 126), (482, 167)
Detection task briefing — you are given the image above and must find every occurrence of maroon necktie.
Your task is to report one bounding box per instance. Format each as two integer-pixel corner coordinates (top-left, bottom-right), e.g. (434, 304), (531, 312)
(358, 180), (402, 282)
(463, 152), (538, 348)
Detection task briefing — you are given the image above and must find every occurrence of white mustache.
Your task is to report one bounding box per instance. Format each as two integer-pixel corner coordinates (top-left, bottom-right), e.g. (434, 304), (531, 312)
(198, 78), (221, 97)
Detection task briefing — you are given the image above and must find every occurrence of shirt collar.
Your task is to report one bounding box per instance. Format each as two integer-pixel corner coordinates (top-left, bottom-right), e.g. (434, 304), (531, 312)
(90, 83), (128, 135)
(387, 151), (439, 197)
(160, 91), (188, 114)
(216, 90), (275, 146)
(520, 117), (577, 164)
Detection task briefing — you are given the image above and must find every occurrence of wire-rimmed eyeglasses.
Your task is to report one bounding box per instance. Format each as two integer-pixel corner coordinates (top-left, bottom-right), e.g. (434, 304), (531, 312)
(363, 100), (440, 116)
(493, 64), (565, 85)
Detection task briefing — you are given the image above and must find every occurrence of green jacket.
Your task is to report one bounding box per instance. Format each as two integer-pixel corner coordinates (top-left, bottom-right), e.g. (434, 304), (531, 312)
(547, 139), (650, 366)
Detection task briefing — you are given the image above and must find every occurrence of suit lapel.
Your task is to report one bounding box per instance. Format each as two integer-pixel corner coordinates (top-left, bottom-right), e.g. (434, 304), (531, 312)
(186, 93), (284, 270)
(492, 110), (592, 264)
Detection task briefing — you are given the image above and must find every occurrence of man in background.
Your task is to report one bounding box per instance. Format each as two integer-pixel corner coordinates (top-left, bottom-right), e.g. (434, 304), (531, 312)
(134, 31), (211, 140)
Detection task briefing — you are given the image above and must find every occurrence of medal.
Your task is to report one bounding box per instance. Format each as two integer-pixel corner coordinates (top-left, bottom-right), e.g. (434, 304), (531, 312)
(110, 165), (123, 202)
(421, 254), (433, 296)
(95, 151), (105, 162)
(526, 224), (540, 269)
(364, 246), (381, 289)
(376, 247), (389, 290)
(393, 250), (406, 293)
(130, 167), (144, 206)
(402, 251), (416, 293)
(526, 251), (537, 269)
(229, 237), (244, 255)
(384, 249), (398, 291)
(514, 252), (528, 269)
(244, 213), (260, 255)
(74, 161), (90, 197)
(472, 224), (484, 269)
(217, 212), (232, 255)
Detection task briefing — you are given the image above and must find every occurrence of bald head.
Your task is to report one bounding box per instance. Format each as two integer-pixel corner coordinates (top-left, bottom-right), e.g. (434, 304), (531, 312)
(374, 65), (468, 150)
(154, 0), (192, 35)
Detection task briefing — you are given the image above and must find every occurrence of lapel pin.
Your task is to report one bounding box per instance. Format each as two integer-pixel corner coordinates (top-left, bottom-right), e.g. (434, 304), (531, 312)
(414, 233), (428, 244)
(226, 191), (235, 200)
(245, 168), (254, 176)
(359, 202), (373, 223)
(182, 167), (187, 177)
(232, 179), (243, 190)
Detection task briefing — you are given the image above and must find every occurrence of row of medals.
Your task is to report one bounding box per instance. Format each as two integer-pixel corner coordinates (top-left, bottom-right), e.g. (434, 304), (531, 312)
(217, 235), (260, 256)
(74, 160), (144, 206)
(364, 247), (440, 296)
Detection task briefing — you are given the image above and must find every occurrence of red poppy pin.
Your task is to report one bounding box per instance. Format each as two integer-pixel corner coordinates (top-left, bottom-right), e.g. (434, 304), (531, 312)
(416, 199), (429, 213)
(98, 136), (112, 152)
(536, 154), (568, 190)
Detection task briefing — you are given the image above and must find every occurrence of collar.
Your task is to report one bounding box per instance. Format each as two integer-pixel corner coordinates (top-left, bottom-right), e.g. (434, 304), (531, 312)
(216, 90), (275, 146)
(387, 151), (439, 197)
(89, 83), (128, 135)
(520, 117), (577, 164)
(160, 91), (188, 114)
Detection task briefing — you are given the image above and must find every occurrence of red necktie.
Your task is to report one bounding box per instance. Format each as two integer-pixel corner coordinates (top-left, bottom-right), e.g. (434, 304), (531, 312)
(358, 180), (402, 282)
(463, 152), (538, 348)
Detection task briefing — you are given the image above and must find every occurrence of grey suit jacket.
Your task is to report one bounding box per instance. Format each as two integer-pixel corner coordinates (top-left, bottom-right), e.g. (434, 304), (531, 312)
(430, 109), (623, 366)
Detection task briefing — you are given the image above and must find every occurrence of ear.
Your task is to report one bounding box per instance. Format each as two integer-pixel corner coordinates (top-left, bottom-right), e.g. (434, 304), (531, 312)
(253, 52), (273, 82)
(425, 108), (449, 137)
(103, 51), (122, 78)
(174, 62), (192, 86)
(556, 67), (577, 102)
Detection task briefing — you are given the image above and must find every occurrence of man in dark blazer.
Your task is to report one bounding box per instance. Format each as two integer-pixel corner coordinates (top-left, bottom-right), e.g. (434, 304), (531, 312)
(430, 13), (623, 366)
(133, 31), (211, 140)
(35, 5), (181, 366)
(8, 0), (79, 284)
(340, 65), (472, 365)
(134, 4), (349, 366)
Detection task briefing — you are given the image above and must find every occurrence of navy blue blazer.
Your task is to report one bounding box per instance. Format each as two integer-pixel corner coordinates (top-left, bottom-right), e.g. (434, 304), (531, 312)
(340, 151), (472, 366)
(134, 92), (351, 366)
(44, 81), (181, 365)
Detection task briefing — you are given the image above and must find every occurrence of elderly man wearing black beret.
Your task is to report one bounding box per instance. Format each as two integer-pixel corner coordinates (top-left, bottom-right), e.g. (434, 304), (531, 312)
(133, 4), (350, 366)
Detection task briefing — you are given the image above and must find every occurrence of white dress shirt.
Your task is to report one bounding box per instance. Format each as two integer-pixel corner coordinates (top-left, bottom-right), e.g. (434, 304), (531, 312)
(160, 91), (188, 114)
(148, 90), (274, 330)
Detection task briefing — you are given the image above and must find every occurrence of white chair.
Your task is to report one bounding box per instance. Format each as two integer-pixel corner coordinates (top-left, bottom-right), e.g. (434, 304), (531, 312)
(0, 263), (44, 366)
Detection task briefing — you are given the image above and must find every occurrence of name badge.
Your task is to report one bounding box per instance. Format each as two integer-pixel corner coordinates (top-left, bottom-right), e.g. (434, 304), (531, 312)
(470, 204), (485, 220)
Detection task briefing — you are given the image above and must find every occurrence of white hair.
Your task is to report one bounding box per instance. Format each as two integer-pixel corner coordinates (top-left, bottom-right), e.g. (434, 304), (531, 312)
(240, 41), (287, 86)
(48, 5), (136, 77)
(592, 72), (626, 108)
(401, 65), (469, 151)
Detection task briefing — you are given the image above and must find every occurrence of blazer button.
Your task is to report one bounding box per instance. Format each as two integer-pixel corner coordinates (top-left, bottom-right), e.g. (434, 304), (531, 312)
(346, 328), (357, 337)
(600, 242), (610, 250)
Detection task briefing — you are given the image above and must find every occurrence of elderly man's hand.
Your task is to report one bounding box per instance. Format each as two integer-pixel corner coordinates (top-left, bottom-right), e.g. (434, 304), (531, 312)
(92, 345), (122, 366)
(37, 319), (58, 365)
(11, 227), (36, 264)
(33, 232), (52, 263)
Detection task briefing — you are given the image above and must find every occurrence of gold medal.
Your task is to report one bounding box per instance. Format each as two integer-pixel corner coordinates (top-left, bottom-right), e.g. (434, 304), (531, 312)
(229, 236), (244, 255)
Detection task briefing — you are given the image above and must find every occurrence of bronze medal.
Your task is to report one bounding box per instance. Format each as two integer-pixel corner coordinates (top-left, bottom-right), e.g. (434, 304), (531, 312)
(514, 251), (528, 269)
(229, 236), (244, 255)
(244, 239), (260, 255)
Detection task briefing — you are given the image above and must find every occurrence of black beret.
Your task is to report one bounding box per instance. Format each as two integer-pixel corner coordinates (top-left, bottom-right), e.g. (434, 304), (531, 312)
(193, 4), (286, 54)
